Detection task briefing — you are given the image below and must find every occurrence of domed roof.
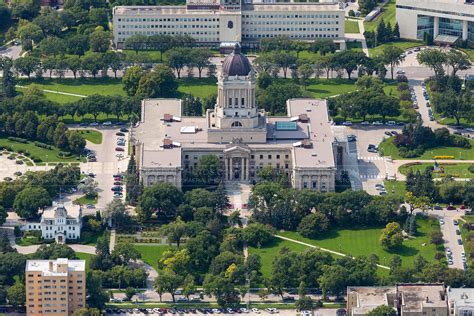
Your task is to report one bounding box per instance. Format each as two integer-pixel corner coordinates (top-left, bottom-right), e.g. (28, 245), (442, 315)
(222, 44), (252, 77)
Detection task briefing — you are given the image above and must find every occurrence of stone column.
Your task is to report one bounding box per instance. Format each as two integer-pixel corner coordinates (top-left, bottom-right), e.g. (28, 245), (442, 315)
(245, 158), (249, 181)
(434, 16), (439, 38)
(225, 158), (228, 181)
(240, 158), (244, 180)
(463, 20), (468, 41)
(230, 157), (234, 180)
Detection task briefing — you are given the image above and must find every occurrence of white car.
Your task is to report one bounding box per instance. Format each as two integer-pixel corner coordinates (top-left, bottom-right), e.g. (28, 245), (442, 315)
(266, 308), (279, 314)
(342, 121), (353, 126)
(103, 121), (112, 126)
(396, 69), (406, 75)
(301, 311), (312, 316)
(240, 308), (249, 313)
(372, 121), (383, 126)
(251, 308), (261, 314)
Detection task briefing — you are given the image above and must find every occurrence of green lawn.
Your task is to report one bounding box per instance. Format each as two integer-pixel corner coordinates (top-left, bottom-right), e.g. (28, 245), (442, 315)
(369, 41), (422, 57)
(42, 91), (83, 104)
(346, 41), (363, 52)
(177, 77), (217, 99)
(248, 238), (310, 278)
(399, 162), (474, 178)
(304, 78), (358, 98)
(0, 137), (83, 163)
(279, 216), (442, 268)
(77, 229), (109, 246)
(18, 77), (127, 97)
(384, 180), (407, 199)
(74, 194), (98, 205)
(78, 130), (103, 144)
(345, 19), (360, 34)
(75, 252), (95, 271)
(364, 0), (396, 32)
(460, 48), (474, 62)
(379, 137), (474, 160)
(133, 244), (173, 268)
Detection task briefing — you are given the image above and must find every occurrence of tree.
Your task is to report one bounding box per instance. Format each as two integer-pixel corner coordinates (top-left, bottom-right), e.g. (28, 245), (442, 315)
(404, 192), (430, 214)
(13, 186), (51, 219)
(190, 49), (212, 78)
(182, 94), (203, 116)
(182, 274), (195, 299)
(153, 270), (182, 302)
(192, 155), (222, 186)
(332, 50), (366, 79)
(148, 34), (172, 62)
(272, 52), (297, 79)
(382, 46), (405, 80)
(88, 7), (108, 28)
(66, 56), (82, 79)
(89, 30), (110, 53)
(125, 34), (148, 54)
(17, 22), (44, 46)
(257, 82), (303, 115)
(67, 34), (89, 56)
(297, 212), (330, 238)
(39, 36), (66, 56)
(298, 63), (314, 90)
(0, 57), (17, 98)
(138, 182), (183, 220)
(203, 274), (241, 307)
(111, 242), (141, 265)
(430, 231), (444, 245)
(310, 39), (336, 56)
(417, 49), (448, 80)
(81, 53), (103, 78)
(122, 66), (145, 96)
(373, 94), (400, 122)
(103, 199), (131, 229)
(446, 49), (471, 77)
(14, 56), (39, 79)
(33, 243), (77, 259)
(136, 64), (178, 98)
(0, 4), (11, 29)
(393, 22), (400, 40)
(165, 47), (191, 78)
(73, 308), (102, 316)
(242, 223), (274, 247)
(432, 89), (472, 126)
(358, 0), (377, 15)
(160, 217), (189, 248)
(7, 283), (25, 307)
(124, 287), (136, 301)
(86, 271), (110, 309)
(77, 176), (98, 198)
(367, 305), (397, 316)
(380, 222), (403, 250)
(67, 131), (86, 154)
(318, 265), (349, 298)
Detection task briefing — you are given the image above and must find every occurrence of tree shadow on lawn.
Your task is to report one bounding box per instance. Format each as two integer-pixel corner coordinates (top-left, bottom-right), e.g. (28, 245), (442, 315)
(387, 244), (420, 258)
(20, 77), (122, 87)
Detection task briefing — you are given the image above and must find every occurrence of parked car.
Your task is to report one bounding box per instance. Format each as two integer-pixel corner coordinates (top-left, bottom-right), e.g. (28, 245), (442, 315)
(120, 128), (128, 133)
(384, 131), (392, 136)
(372, 121), (383, 126)
(456, 229), (461, 235)
(458, 239), (463, 245)
(103, 121), (112, 126)
(347, 134), (357, 142)
(361, 121), (370, 126)
(115, 147), (125, 152)
(453, 219), (459, 225)
(89, 122), (99, 126)
(342, 121), (353, 126)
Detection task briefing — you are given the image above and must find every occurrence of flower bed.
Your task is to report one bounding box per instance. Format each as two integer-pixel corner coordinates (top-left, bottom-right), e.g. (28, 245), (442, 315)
(433, 155), (455, 159)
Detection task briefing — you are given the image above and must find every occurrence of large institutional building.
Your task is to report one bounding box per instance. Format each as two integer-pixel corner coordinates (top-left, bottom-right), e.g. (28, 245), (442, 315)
(396, 0), (474, 44)
(21, 204), (83, 244)
(26, 258), (86, 316)
(112, 0), (345, 48)
(133, 45), (348, 192)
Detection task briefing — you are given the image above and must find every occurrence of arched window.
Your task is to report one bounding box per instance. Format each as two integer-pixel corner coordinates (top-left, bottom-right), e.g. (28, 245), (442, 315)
(231, 121), (242, 127)
(228, 21), (234, 29)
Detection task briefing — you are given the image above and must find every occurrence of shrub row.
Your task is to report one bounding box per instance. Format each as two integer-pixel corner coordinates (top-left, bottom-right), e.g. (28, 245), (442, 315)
(34, 141), (53, 150)
(8, 137), (28, 143)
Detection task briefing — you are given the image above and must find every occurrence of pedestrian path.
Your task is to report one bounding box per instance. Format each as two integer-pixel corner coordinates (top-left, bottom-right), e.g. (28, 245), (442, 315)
(275, 235), (390, 270)
(16, 85), (86, 98)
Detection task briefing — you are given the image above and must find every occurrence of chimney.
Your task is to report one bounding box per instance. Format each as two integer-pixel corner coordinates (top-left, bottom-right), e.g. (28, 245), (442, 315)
(49, 261), (53, 271)
(426, 297), (429, 303)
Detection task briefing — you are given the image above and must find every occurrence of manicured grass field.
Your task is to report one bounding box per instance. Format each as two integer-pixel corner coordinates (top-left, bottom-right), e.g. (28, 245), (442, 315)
(177, 77), (217, 99)
(384, 180), (407, 199)
(305, 78), (358, 98)
(461, 48), (474, 62)
(364, 0), (396, 32)
(77, 229), (109, 246)
(399, 162), (474, 178)
(133, 244), (173, 268)
(346, 41), (363, 52)
(379, 137), (474, 160)
(0, 137), (83, 163)
(248, 238), (310, 278)
(345, 19), (360, 34)
(18, 78), (127, 97)
(76, 252), (95, 271)
(78, 130), (103, 144)
(279, 216), (442, 268)
(369, 41), (422, 57)
(74, 194), (98, 206)
(42, 91), (83, 104)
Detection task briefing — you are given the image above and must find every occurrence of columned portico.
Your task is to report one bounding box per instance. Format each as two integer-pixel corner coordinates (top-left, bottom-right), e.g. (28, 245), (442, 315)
(224, 140), (251, 182)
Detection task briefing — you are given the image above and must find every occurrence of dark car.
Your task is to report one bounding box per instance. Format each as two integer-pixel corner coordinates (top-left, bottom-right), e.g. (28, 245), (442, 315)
(116, 132), (125, 136)
(458, 239), (463, 245)
(114, 181), (122, 185)
(115, 147), (125, 152)
(456, 229), (461, 235)
(384, 131), (392, 136)
(113, 174), (123, 178)
(111, 186), (123, 191)
(120, 128), (129, 133)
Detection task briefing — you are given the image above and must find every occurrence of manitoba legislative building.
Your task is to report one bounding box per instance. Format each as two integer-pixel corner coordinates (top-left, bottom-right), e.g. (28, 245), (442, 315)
(112, 0), (345, 49)
(132, 45), (350, 192)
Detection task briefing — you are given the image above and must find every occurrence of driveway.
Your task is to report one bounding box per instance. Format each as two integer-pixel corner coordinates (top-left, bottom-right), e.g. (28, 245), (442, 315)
(426, 209), (465, 270)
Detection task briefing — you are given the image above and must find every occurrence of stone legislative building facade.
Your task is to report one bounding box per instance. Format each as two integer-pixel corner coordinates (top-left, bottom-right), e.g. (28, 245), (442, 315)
(133, 45), (347, 192)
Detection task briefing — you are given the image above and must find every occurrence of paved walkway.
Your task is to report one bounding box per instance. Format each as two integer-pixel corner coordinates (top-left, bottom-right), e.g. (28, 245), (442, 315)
(344, 18), (369, 57)
(275, 235), (390, 270)
(14, 243), (96, 255)
(16, 85), (87, 98)
(110, 229), (116, 251)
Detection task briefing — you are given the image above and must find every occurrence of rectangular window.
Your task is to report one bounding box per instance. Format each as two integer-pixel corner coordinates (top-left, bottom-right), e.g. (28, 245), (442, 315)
(241, 98), (245, 105)
(229, 98), (232, 106)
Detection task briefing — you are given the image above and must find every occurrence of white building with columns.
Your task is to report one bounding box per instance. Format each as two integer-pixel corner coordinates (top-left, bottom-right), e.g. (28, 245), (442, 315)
(396, 0), (474, 44)
(132, 45), (348, 192)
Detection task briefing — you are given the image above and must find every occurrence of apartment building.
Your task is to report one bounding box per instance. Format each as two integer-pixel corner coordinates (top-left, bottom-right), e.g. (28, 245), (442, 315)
(396, 0), (474, 45)
(112, 0), (345, 48)
(448, 288), (474, 316)
(26, 258), (86, 316)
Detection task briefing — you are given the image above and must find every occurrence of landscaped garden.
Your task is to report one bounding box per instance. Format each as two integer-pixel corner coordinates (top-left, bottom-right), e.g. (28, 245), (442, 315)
(384, 180), (407, 198)
(379, 137), (474, 160)
(277, 215), (443, 269)
(0, 137), (84, 163)
(399, 162), (474, 179)
(74, 194), (98, 206)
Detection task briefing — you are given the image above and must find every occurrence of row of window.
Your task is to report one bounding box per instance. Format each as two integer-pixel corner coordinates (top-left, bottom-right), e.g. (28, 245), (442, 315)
(243, 27), (339, 32)
(243, 33), (339, 38)
(243, 20), (339, 25)
(44, 226), (76, 231)
(118, 17), (220, 22)
(242, 14), (340, 19)
(118, 24), (218, 29)
(396, 4), (474, 19)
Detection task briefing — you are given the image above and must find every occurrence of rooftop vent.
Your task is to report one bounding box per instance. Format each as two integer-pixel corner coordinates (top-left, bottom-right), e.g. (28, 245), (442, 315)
(299, 114), (309, 123)
(163, 114), (182, 123)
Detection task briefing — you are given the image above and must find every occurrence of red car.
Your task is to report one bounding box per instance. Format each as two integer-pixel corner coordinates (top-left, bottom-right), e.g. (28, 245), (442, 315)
(447, 205), (456, 210)
(115, 147), (124, 152)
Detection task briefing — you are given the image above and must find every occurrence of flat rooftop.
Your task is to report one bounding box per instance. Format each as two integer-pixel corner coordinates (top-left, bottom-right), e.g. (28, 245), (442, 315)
(26, 259), (86, 275)
(449, 288), (474, 307)
(398, 284), (447, 313)
(134, 98), (336, 170)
